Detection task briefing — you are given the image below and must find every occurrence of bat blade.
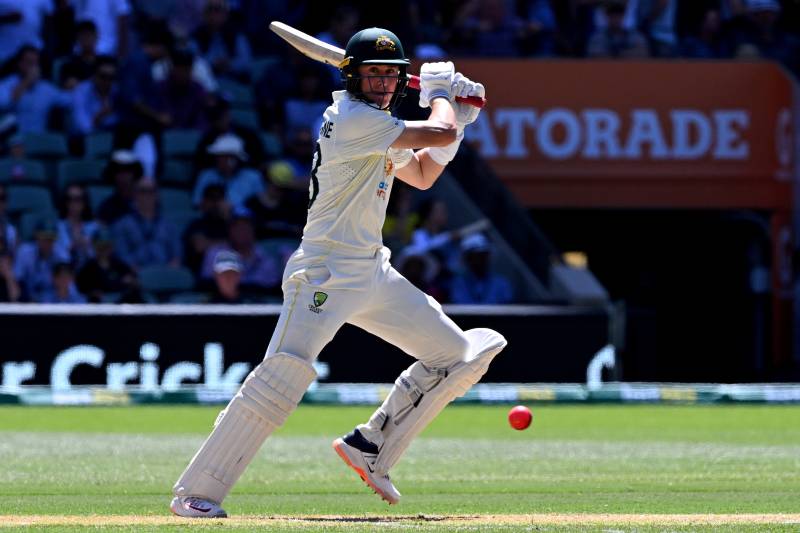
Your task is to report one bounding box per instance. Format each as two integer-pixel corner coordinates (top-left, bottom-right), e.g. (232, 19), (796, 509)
(269, 21), (345, 67)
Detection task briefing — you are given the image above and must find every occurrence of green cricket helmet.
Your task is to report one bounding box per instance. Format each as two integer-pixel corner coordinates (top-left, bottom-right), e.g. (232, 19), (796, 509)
(340, 27), (410, 111)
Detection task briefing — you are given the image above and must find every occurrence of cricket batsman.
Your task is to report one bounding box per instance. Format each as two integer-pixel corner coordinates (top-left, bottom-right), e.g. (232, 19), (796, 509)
(170, 27), (506, 518)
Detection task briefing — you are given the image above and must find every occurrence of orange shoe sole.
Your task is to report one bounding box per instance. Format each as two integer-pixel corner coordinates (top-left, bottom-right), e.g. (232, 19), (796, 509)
(332, 439), (397, 504)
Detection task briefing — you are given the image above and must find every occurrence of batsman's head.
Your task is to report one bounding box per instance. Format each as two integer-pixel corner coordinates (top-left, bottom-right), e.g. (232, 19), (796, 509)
(340, 27), (410, 112)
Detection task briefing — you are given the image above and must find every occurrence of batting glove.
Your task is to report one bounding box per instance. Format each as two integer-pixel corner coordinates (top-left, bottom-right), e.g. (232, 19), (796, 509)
(452, 73), (485, 128)
(418, 61), (455, 108)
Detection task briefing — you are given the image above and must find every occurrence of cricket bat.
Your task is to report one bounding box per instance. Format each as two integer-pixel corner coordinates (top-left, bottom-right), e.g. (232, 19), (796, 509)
(269, 21), (485, 108)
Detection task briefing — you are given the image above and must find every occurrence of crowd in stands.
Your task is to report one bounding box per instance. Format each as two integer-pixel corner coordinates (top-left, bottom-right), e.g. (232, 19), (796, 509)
(1, 0), (796, 305)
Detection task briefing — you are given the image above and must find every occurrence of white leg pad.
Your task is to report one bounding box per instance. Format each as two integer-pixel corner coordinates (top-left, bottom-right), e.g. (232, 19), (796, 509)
(364, 328), (506, 474)
(173, 353), (316, 503)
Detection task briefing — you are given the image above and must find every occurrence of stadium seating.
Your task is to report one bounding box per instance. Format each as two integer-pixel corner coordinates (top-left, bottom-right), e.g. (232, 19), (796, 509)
(230, 109), (259, 130)
(138, 265), (196, 300)
(159, 188), (193, 212)
(249, 56), (278, 82)
(163, 209), (197, 239)
(161, 160), (193, 189)
(84, 132), (113, 159)
(258, 238), (300, 267)
(22, 132), (69, 159)
(260, 132), (282, 157)
(162, 129), (201, 161)
(18, 210), (59, 240)
(0, 159), (47, 184)
(7, 184), (55, 215)
(86, 185), (113, 213)
(57, 160), (105, 191)
(219, 79), (254, 108)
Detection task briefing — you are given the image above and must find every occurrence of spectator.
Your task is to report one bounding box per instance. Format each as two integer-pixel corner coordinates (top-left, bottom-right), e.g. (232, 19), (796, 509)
(395, 249), (446, 303)
(315, 4), (360, 86)
(40, 261), (87, 303)
(51, 0), (76, 59)
(0, 240), (19, 301)
(407, 198), (462, 273)
(0, 0), (53, 65)
(636, 0), (679, 56)
(587, 1), (650, 58)
(194, 98), (266, 174)
(382, 181), (418, 255)
(681, 8), (731, 58)
(190, 0), (253, 81)
(14, 218), (68, 302)
(0, 46), (72, 133)
(254, 53), (334, 135)
(210, 249), (243, 303)
(76, 226), (138, 302)
(97, 150), (144, 225)
(519, 0), (559, 56)
(184, 182), (230, 274)
(453, 0), (524, 57)
(284, 65), (330, 134)
(277, 126), (315, 189)
(5, 132), (24, 161)
(245, 161), (306, 240)
(0, 183), (17, 256)
(117, 20), (170, 130)
(152, 44), (219, 94)
(200, 209), (280, 297)
(731, 0), (800, 75)
(59, 19), (100, 89)
(164, 0), (207, 40)
(450, 233), (513, 304)
(193, 133), (263, 209)
(71, 55), (120, 135)
(150, 48), (208, 130)
(112, 177), (181, 270)
(72, 0), (131, 57)
(55, 184), (100, 268)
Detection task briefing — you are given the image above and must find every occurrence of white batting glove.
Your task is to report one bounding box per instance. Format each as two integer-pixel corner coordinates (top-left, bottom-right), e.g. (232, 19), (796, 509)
(452, 73), (485, 128)
(418, 61), (455, 108)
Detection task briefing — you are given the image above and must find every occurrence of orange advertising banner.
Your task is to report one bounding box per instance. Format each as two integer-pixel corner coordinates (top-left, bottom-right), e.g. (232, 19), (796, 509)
(458, 61), (796, 209)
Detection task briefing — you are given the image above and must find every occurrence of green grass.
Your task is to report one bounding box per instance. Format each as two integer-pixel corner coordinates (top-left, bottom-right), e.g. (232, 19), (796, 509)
(1, 405), (799, 532)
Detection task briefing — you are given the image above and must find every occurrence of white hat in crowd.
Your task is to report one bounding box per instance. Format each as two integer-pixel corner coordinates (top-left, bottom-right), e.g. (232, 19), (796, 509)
(207, 133), (248, 160)
(213, 250), (243, 274)
(110, 149), (140, 165)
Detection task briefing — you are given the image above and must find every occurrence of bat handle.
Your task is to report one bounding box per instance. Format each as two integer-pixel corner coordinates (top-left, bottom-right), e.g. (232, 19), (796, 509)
(407, 74), (486, 109)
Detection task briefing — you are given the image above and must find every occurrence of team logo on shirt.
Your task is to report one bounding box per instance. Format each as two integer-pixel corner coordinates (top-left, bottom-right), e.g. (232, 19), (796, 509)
(309, 291), (328, 314)
(384, 156), (394, 176)
(376, 179), (389, 200)
(375, 36), (397, 52)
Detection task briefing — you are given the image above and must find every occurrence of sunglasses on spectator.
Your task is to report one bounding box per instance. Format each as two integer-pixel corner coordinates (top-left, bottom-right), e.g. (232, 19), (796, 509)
(67, 195), (85, 202)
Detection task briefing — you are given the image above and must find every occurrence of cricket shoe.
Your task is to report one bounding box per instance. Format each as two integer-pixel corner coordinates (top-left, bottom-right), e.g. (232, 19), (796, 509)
(170, 496), (227, 518)
(333, 429), (401, 505)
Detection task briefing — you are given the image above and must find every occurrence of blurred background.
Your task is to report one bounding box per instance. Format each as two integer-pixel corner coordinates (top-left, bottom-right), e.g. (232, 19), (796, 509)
(0, 0), (799, 401)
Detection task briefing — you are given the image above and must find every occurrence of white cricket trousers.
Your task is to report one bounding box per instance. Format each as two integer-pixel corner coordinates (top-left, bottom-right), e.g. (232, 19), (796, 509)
(265, 243), (470, 368)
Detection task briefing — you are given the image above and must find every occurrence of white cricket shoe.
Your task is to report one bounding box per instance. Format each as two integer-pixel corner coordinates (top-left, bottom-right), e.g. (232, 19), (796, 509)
(170, 496), (227, 518)
(333, 429), (401, 505)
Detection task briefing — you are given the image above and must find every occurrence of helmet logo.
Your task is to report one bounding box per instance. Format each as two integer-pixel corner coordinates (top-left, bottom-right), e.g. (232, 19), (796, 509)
(375, 36), (397, 52)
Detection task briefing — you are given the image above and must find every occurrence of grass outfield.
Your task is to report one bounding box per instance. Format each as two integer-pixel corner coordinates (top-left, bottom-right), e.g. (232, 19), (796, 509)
(1, 404), (799, 532)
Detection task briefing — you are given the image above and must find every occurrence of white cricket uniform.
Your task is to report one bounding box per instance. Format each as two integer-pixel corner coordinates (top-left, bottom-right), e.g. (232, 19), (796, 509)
(264, 90), (470, 368)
